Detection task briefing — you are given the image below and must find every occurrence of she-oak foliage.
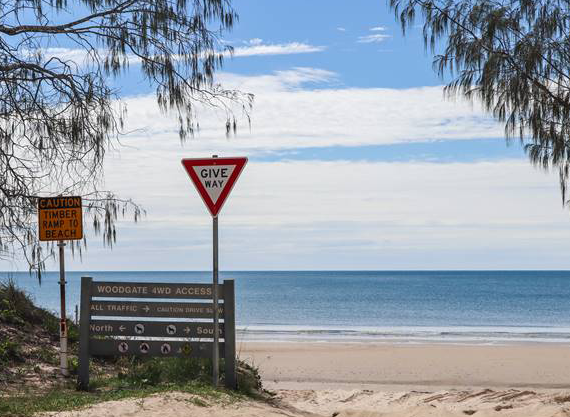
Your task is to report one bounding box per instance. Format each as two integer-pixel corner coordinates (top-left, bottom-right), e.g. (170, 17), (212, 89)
(390, 0), (570, 202)
(0, 0), (251, 275)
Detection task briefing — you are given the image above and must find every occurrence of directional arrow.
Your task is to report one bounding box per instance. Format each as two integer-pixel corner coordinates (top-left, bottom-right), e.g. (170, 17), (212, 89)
(90, 301), (222, 318)
(88, 321), (222, 337)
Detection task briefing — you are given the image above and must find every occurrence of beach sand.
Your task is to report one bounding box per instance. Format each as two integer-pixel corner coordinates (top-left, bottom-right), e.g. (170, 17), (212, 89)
(239, 342), (570, 390)
(48, 342), (570, 417)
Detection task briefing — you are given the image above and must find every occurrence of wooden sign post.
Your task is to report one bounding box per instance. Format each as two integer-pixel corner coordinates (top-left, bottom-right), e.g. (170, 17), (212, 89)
(38, 196), (83, 377)
(78, 278), (236, 390)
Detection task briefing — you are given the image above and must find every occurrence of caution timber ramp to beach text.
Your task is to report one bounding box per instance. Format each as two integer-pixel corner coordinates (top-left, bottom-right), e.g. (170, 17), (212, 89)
(77, 277), (236, 390)
(37, 196), (83, 241)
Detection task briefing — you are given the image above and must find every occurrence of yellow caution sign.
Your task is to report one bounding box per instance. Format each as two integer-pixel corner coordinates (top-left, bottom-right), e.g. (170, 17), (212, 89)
(38, 196), (83, 241)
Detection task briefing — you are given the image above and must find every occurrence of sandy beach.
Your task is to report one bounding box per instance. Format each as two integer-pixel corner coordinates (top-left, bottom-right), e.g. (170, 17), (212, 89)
(46, 341), (570, 417)
(239, 342), (570, 390)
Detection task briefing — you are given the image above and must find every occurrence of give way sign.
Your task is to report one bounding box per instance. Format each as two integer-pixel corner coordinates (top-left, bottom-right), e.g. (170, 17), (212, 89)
(181, 157), (247, 217)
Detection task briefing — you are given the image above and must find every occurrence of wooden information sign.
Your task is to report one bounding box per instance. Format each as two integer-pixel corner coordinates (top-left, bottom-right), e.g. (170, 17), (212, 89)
(78, 277), (236, 390)
(38, 196), (83, 241)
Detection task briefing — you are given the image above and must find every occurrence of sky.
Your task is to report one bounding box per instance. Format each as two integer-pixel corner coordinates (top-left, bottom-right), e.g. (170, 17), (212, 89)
(3, 0), (570, 271)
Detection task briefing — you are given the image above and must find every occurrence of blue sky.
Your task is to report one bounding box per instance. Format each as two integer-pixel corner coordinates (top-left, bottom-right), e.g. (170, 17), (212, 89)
(104, 0), (443, 91)
(226, 0), (440, 88)
(3, 0), (570, 272)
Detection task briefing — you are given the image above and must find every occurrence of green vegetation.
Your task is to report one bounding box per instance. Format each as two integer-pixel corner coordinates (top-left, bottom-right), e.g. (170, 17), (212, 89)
(0, 380), (243, 417)
(389, 0), (570, 202)
(107, 356), (263, 396)
(0, 278), (78, 343)
(116, 356), (215, 387)
(0, 357), (262, 417)
(236, 361), (264, 396)
(0, 338), (22, 365)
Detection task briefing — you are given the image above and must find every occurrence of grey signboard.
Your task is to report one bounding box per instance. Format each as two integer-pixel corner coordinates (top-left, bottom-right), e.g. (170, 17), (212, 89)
(90, 300), (224, 318)
(78, 277), (236, 391)
(89, 320), (225, 338)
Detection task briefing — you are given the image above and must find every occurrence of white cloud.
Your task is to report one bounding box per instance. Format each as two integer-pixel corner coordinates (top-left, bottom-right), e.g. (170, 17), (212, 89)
(41, 47), (94, 63)
(1, 64), (568, 271)
(118, 67), (503, 154)
(245, 38), (263, 45)
(370, 26), (387, 31)
(337, 27), (346, 32)
(40, 47), (141, 66)
(358, 34), (392, 43)
(232, 42), (325, 57)
(200, 67), (337, 94)
(17, 159), (570, 271)
(36, 40), (325, 67)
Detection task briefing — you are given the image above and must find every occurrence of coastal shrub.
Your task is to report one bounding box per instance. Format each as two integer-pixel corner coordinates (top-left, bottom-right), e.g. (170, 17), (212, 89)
(163, 357), (212, 383)
(0, 338), (23, 364)
(43, 314), (60, 339)
(67, 322), (79, 345)
(68, 357), (79, 375)
(115, 356), (264, 395)
(0, 298), (25, 326)
(0, 279), (35, 322)
(235, 360), (263, 395)
(0, 279), (80, 345)
(118, 357), (212, 387)
(118, 358), (165, 387)
(31, 346), (58, 365)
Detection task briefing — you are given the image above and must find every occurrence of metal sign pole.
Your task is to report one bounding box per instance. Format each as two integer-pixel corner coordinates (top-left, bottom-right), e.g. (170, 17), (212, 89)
(181, 154), (246, 389)
(58, 240), (69, 376)
(212, 216), (219, 387)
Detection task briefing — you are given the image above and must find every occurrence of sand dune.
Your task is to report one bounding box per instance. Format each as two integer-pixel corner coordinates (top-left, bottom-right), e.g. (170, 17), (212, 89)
(46, 388), (570, 417)
(44, 391), (313, 417)
(279, 388), (570, 417)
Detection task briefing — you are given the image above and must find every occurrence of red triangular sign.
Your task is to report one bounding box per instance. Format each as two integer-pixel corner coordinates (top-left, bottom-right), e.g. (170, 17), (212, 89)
(181, 157), (247, 217)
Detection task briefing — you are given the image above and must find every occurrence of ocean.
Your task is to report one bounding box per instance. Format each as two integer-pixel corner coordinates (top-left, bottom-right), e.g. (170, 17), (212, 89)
(2, 270), (570, 344)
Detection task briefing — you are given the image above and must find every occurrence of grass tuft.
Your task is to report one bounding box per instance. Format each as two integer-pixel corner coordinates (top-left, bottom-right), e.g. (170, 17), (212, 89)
(188, 397), (210, 407)
(0, 338), (23, 365)
(113, 356), (214, 388)
(236, 360), (263, 396)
